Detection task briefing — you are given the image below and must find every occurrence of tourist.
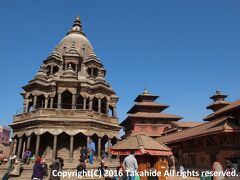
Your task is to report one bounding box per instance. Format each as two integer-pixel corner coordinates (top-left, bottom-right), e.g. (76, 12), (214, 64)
(98, 160), (107, 177)
(41, 158), (48, 178)
(101, 149), (107, 160)
(122, 150), (138, 180)
(2, 155), (16, 180)
(113, 166), (127, 180)
(179, 165), (184, 173)
(49, 158), (61, 180)
(30, 154), (36, 163)
(57, 156), (64, 171)
(3, 158), (22, 180)
(31, 156), (44, 180)
(87, 139), (95, 165)
(80, 146), (87, 161)
(23, 148), (32, 164)
(76, 158), (86, 176)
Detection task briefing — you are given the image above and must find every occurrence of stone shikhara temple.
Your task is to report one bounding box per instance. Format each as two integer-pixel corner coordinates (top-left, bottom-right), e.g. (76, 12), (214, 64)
(9, 16), (120, 161)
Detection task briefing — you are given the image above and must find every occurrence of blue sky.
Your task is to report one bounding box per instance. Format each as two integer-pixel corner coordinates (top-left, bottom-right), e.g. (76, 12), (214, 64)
(0, 0), (240, 126)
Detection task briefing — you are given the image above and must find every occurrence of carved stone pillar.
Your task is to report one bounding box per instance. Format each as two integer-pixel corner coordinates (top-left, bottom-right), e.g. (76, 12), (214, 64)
(27, 136), (31, 149)
(33, 95), (37, 110)
(44, 98), (48, 108)
(9, 138), (14, 157)
(69, 135), (74, 160)
(89, 100), (93, 110)
(72, 94), (76, 109)
(106, 102), (109, 115)
(98, 98), (101, 113)
(12, 139), (17, 155)
(86, 136), (90, 148)
(50, 66), (53, 74)
(108, 139), (111, 158)
(35, 135), (40, 157)
(83, 98), (86, 110)
(24, 98), (29, 113)
(113, 107), (117, 117)
(52, 135), (57, 160)
(98, 137), (101, 159)
(57, 93), (61, 109)
(17, 137), (23, 158)
(21, 140), (26, 158)
(50, 97), (54, 108)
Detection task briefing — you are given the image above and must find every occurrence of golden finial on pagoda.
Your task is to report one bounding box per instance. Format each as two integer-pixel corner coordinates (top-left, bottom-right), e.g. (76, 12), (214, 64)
(216, 89), (221, 95)
(143, 86), (150, 96)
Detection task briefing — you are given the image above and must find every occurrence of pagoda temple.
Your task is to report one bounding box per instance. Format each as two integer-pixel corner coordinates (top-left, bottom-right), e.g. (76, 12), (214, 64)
(9, 16), (120, 162)
(205, 90), (230, 118)
(157, 90), (240, 170)
(120, 89), (182, 138)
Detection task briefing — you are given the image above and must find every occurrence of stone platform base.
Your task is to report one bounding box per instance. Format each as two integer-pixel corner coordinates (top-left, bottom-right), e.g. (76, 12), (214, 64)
(0, 159), (120, 180)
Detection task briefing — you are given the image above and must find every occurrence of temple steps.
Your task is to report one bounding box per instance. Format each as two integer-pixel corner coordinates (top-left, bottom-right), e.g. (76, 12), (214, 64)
(0, 159), (120, 179)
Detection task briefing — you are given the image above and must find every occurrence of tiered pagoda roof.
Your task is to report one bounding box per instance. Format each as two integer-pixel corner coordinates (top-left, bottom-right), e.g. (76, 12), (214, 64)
(204, 90), (230, 121)
(121, 89), (182, 126)
(206, 90), (230, 112)
(120, 89), (182, 137)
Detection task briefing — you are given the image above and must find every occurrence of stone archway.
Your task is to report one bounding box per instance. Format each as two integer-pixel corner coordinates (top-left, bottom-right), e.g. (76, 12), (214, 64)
(28, 94), (34, 111)
(76, 95), (84, 109)
(39, 132), (54, 160)
(57, 132), (70, 160)
(29, 133), (36, 157)
(36, 95), (45, 109)
(73, 132), (87, 160)
(61, 90), (72, 109)
(92, 97), (98, 112)
(101, 97), (107, 114)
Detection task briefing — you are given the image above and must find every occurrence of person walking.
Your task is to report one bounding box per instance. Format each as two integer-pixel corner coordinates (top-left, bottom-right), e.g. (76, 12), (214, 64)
(87, 139), (95, 165)
(80, 146), (87, 161)
(41, 158), (48, 178)
(31, 156), (44, 180)
(49, 157), (61, 180)
(122, 150), (138, 180)
(76, 158), (86, 176)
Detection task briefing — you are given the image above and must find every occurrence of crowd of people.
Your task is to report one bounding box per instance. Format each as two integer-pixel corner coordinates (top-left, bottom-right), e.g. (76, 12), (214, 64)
(1, 141), (157, 180)
(1, 142), (136, 180)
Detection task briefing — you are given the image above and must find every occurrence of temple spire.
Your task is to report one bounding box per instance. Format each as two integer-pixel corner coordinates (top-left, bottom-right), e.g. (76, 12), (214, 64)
(143, 86), (150, 96)
(67, 15), (85, 36)
(206, 89), (230, 113)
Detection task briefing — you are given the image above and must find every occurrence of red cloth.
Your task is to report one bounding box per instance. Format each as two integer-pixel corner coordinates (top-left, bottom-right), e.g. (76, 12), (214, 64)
(35, 156), (41, 163)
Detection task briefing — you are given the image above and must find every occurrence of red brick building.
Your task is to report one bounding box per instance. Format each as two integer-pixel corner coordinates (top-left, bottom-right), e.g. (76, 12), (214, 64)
(0, 126), (11, 145)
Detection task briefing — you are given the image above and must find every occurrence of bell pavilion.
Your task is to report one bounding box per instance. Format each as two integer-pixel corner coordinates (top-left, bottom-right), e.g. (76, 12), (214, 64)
(9, 16), (120, 161)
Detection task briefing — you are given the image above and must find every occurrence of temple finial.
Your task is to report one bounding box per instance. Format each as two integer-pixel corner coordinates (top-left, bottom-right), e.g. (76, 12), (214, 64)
(67, 15), (85, 36)
(143, 86), (150, 95)
(216, 89), (221, 95)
